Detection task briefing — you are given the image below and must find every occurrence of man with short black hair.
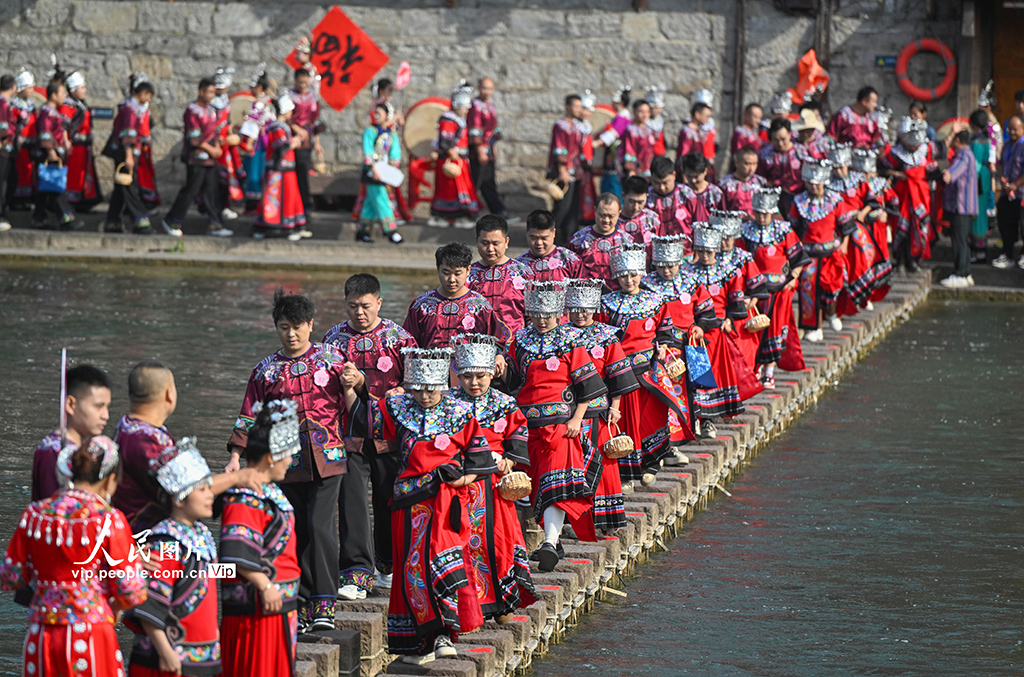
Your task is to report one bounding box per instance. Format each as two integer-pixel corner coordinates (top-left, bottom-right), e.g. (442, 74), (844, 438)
(468, 214), (535, 336)
(757, 118), (803, 217)
(568, 193), (632, 288)
(619, 175), (660, 246)
(720, 145), (767, 217)
(548, 94), (585, 243)
(515, 209), (585, 282)
(826, 85), (882, 148)
(290, 68), (324, 222)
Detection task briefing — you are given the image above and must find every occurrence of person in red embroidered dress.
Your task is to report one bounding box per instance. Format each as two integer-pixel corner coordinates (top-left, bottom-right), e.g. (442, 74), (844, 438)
(289, 68), (324, 221)
(254, 94), (306, 241)
(129, 72), (161, 211)
(103, 76), (155, 234)
(739, 187), (811, 389)
(226, 291), (348, 632)
(32, 365), (111, 502)
(645, 86), (668, 158)
(720, 146), (768, 218)
(219, 400), (301, 677)
(126, 438), (220, 677)
(448, 334), (537, 620)
(324, 274), (418, 599)
(2, 436), (148, 677)
(343, 348), (495, 664)
(211, 67), (244, 223)
(503, 281), (607, 572)
(619, 175), (661, 247)
(598, 242), (691, 489)
(57, 69), (102, 212)
(881, 116), (940, 272)
(790, 159), (852, 342)
(516, 209), (585, 283)
(757, 118), (804, 219)
(826, 86), (883, 149)
(565, 279), (640, 531)
(428, 82), (479, 229)
(404, 243), (504, 348)
(730, 103), (765, 167)
(647, 156), (695, 245)
(33, 78), (78, 230)
(11, 68), (38, 210)
(469, 215), (537, 338)
(568, 193), (633, 290)
(850, 148), (898, 306)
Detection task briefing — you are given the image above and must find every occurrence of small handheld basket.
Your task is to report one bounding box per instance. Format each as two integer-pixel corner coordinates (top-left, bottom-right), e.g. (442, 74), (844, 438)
(602, 422), (634, 460)
(546, 179), (567, 201)
(498, 471), (532, 501)
(745, 307), (771, 333)
(665, 356), (687, 379)
(113, 163), (133, 186)
(442, 159), (462, 178)
(225, 133), (242, 147)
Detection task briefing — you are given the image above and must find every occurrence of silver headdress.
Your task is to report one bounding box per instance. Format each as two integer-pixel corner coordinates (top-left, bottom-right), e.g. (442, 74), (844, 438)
(296, 37), (312, 56)
(851, 148), (877, 174)
(402, 347), (454, 390)
(609, 241), (647, 278)
(694, 87), (714, 108)
(827, 142), (852, 167)
(15, 68), (34, 92)
(978, 79), (996, 108)
(751, 186), (782, 214)
(644, 85), (666, 109)
(896, 116), (928, 147)
(151, 437), (213, 503)
(213, 67), (235, 90)
(248, 62), (267, 89)
(276, 92), (295, 115)
(250, 399), (301, 463)
(451, 80), (474, 110)
(55, 435), (120, 489)
(769, 92), (792, 116)
(524, 280), (567, 318)
(709, 209), (745, 238)
(613, 85), (631, 104)
(65, 71), (85, 92)
(564, 278), (604, 312)
(451, 334), (499, 375)
(579, 89), (597, 112)
(129, 71), (150, 92)
(873, 106), (893, 138)
(692, 223), (723, 252)
(801, 159), (832, 185)
(650, 234), (686, 266)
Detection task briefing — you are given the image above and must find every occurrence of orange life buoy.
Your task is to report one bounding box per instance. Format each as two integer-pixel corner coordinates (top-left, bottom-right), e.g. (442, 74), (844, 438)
(895, 38), (957, 102)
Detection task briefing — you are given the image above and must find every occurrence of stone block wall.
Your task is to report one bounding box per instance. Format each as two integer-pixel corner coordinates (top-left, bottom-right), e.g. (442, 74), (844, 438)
(0, 0), (961, 210)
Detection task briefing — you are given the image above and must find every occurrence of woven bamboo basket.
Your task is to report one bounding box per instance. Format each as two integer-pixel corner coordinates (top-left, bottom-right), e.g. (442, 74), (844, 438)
(665, 356), (687, 379)
(602, 422), (634, 460)
(441, 159), (462, 178)
(546, 179), (567, 201)
(745, 307), (771, 333)
(498, 471), (532, 501)
(113, 163), (133, 186)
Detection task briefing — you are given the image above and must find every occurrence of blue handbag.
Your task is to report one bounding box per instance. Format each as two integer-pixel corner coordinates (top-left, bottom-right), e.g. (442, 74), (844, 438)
(37, 160), (68, 193)
(685, 338), (718, 389)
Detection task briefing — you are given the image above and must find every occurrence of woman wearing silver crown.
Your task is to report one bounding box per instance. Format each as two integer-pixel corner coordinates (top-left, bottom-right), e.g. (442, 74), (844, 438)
(126, 438), (220, 677)
(2, 436), (148, 677)
(712, 209), (770, 373)
(428, 82), (479, 229)
(880, 116), (941, 272)
(448, 334), (537, 620)
(342, 347), (496, 664)
(852, 148), (899, 304)
(503, 280), (608, 571)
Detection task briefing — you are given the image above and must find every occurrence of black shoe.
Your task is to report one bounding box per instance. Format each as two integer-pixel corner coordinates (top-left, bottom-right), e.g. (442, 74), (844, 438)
(555, 541), (565, 559)
(133, 225), (153, 235)
(310, 616), (335, 632)
(104, 222), (125, 233)
(905, 260), (920, 273)
(59, 219), (82, 231)
(534, 542), (559, 572)
(356, 232), (373, 243)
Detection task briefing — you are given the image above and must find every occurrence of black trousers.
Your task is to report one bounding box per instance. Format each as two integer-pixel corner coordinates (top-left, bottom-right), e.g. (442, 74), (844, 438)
(996, 195), (1022, 258)
(552, 179), (580, 246)
(0, 155), (11, 221)
(948, 211), (973, 276)
(469, 153), (505, 216)
(338, 439), (398, 587)
(106, 150), (150, 228)
(33, 190), (73, 226)
(281, 473), (343, 619)
(166, 164), (220, 225)
(294, 148), (313, 213)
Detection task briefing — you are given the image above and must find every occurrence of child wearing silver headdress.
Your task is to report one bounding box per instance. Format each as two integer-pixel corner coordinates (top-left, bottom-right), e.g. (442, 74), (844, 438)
(342, 347), (496, 664)
(565, 279), (640, 528)
(503, 280), (608, 572)
(712, 208), (770, 372)
(880, 116), (940, 272)
(599, 242), (691, 485)
(448, 334), (537, 620)
(127, 437), (220, 676)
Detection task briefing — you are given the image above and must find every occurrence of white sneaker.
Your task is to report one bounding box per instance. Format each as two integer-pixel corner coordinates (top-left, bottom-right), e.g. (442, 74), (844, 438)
(433, 635), (457, 659)
(700, 420), (718, 439)
(220, 208), (239, 221)
(641, 471), (658, 486)
(426, 216), (448, 227)
(375, 572), (393, 590)
(965, 274), (975, 286)
(621, 481), (634, 495)
(337, 584), (366, 600)
(663, 450), (689, 467)
(940, 274), (968, 288)
(208, 225), (234, 238)
(0, 219), (11, 232)
(1017, 255), (1024, 270)
(298, 229), (313, 239)
(287, 231), (303, 242)
(453, 217), (476, 229)
(161, 220), (184, 237)
(864, 300), (874, 311)
(805, 328), (824, 342)
(829, 316), (842, 332)
(991, 254), (1013, 269)
(401, 653), (436, 666)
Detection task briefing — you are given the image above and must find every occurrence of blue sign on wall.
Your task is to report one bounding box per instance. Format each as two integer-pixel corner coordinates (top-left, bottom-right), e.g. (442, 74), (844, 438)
(875, 56), (897, 68)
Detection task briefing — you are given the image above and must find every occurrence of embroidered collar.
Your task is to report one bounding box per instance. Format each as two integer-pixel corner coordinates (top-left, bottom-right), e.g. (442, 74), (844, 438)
(741, 219), (792, 247)
(386, 391), (474, 438)
(600, 289), (664, 321)
(512, 323), (584, 360)
(447, 387), (518, 428)
(151, 518), (217, 562)
(890, 142), (930, 168)
(793, 191), (842, 222)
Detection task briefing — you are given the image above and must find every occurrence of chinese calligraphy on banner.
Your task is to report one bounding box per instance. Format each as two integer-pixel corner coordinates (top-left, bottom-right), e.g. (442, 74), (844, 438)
(285, 6), (390, 112)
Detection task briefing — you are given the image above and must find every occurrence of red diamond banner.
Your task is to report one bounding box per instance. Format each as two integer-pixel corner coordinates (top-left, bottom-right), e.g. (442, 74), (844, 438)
(285, 6), (390, 112)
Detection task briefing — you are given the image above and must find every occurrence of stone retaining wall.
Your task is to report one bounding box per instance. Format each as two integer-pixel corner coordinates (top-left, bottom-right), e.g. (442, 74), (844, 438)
(0, 0), (959, 210)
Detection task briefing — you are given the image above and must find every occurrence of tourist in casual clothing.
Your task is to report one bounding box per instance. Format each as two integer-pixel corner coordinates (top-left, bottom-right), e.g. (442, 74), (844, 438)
(57, 69), (101, 212)
(343, 348), (494, 664)
(324, 273), (417, 600)
(31, 364), (111, 502)
(467, 77), (507, 218)
(404, 242), (504, 348)
(227, 291), (348, 632)
(219, 400), (301, 676)
(566, 279), (639, 529)
(720, 145), (767, 217)
(429, 82), (479, 229)
(881, 116), (939, 272)
(757, 118), (804, 218)
(254, 94), (306, 241)
(290, 68), (323, 218)
(568, 193), (632, 289)
(33, 78), (78, 230)
(3, 437), (148, 677)
(516, 208), (585, 282)
(358, 101), (404, 244)
(0, 74), (16, 231)
(126, 439), (220, 677)
(504, 281), (607, 571)
(162, 78), (233, 238)
(680, 152), (724, 223)
(619, 99), (657, 180)
(647, 155), (695, 244)
(939, 130), (979, 288)
(994, 115), (1024, 269)
(968, 109), (993, 263)
(826, 86), (883, 149)
(104, 78), (155, 234)
(548, 94), (585, 242)
(448, 334), (537, 620)
(619, 175), (661, 247)
(469, 214), (536, 337)
(730, 103), (765, 166)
